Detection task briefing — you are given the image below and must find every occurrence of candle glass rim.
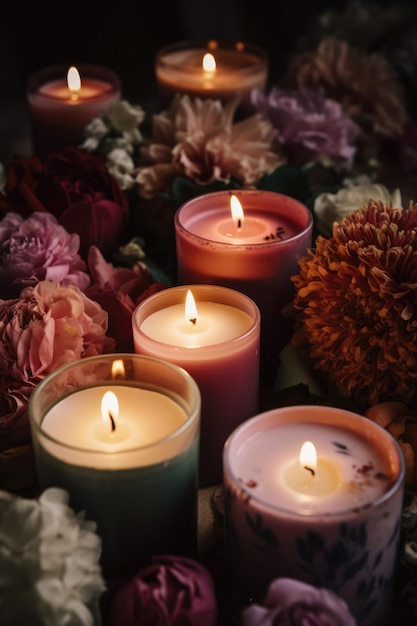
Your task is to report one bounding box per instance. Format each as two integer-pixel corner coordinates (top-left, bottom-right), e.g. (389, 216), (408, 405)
(132, 284), (261, 355)
(223, 405), (406, 518)
(174, 190), (314, 248)
(27, 63), (121, 101)
(29, 353), (200, 457)
(156, 39), (269, 75)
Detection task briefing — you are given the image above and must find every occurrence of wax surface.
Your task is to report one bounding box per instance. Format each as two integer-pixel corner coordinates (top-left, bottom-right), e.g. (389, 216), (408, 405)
(140, 301), (253, 347)
(156, 46), (267, 104)
(42, 385), (187, 453)
(232, 422), (394, 514)
(38, 78), (112, 101)
(182, 207), (299, 244)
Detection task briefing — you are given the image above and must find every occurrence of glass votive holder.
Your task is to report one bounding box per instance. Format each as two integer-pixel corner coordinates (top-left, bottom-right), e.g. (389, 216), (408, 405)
(132, 284), (260, 486)
(29, 353), (200, 580)
(174, 189), (313, 386)
(155, 39), (268, 116)
(27, 63), (121, 157)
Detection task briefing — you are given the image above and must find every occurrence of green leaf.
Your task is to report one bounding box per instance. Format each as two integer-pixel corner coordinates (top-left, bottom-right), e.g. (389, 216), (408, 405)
(170, 177), (240, 207)
(258, 165), (310, 201)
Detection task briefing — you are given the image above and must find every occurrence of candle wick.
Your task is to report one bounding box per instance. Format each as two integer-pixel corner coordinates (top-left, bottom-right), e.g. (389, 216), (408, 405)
(108, 411), (116, 432)
(237, 218), (242, 229)
(304, 465), (315, 477)
(189, 317), (197, 326)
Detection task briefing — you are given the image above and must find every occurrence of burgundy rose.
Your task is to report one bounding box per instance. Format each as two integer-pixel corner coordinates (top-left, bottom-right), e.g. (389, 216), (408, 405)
(102, 555), (217, 626)
(0, 147), (128, 259)
(85, 246), (167, 352)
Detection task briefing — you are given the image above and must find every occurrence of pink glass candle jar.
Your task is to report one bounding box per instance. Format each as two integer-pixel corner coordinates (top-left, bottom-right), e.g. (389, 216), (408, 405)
(155, 40), (268, 115)
(132, 284), (260, 486)
(174, 190), (313, 386)
(223, 405), (406, 626)
(29, 354), (200, 580)
(27, 64), (121, 156)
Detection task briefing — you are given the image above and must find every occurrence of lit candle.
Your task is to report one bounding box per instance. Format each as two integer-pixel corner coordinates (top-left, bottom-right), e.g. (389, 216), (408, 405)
(155, 40), (268, 114)
(29, 354), (200, 579)
(174, 190), (313, 385)
(27, 63), (121, 156)
(223, 405), (405, 626)
(132, 284), (260, 485)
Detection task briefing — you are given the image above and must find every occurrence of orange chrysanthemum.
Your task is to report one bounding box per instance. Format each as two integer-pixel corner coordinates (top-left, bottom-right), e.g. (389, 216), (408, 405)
(290, 200), (417, 408)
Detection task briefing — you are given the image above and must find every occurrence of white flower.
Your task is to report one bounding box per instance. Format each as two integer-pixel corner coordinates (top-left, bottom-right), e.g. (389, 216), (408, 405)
(314, 178), (402, 236)
(81, 118), (110, 151)
(81, 100), (146, 166)
(0, 487), (105, 626)
(106, 100), (145, 135)
(106, 148), (136, 190)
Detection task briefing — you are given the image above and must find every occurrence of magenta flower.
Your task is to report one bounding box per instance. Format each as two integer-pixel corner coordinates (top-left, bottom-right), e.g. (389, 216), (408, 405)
(103, 555), (217, 626)
(242, 578), (356, 626)
(0, 212), (90, 299)
(251, 87), (360, 168)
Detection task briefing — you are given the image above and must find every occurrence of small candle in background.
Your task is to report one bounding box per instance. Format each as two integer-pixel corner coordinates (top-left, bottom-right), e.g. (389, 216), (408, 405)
(27, 63), (121, 156)
(132, 284), (260, 486)
(174, 190), (313, 386)
(223, 405), (405, 626)
(155, 40), (268, 116)
(29, 354), (200, 580)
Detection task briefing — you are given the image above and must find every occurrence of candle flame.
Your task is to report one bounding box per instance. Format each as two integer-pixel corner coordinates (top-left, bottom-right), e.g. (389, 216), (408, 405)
(300, 441), (317, 474)
(203, 53), (216, 73)
(112, 359), (125, 380)
(67, 66), (81, 96)
(185, 289), (199, 326)
(101, 391), (119, 432)
(230, 195), (244, 229)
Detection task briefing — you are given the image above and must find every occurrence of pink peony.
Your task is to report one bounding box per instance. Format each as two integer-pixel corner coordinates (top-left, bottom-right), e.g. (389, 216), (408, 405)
(0, 212), (90, 299)
(0, 280), (115, 385)
(136, 95), (283, 197)
(251, 87), (360, 168)
(242, 578), (356, 626)
(102, 555), (217, 626)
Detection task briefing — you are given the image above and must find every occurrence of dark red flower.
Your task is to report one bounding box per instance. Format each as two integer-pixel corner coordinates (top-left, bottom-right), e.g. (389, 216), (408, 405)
(0, 147), (129, 260)
(103, 555), (217, 626)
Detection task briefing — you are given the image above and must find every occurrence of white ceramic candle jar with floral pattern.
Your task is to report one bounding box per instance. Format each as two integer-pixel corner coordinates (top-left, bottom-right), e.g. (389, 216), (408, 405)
(223, 405), (405, 626)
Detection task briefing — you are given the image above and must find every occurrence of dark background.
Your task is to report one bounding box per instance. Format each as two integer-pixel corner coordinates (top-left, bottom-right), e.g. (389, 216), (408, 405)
(0, 0), (414, 160)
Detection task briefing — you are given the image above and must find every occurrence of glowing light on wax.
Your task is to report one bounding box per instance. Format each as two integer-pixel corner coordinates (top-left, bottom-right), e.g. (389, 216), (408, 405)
(203, 53), (216, 73)
(283, 440), (340, 497)
(185, 289), (199, 327)
(67, 66), (81, 99)
(101, 391), (119, 432)
(230, 194), (244, 230)
(300, 441), (317, 476)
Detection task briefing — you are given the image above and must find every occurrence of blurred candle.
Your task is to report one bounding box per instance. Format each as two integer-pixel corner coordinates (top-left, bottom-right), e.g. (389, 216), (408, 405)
(155, 40), (268, 115)
(29, 354), (200, 579)
(174, 190), (313, 385)
(223, 405), (405, 626)
(27, 63), (121, 156)
(133, 284), (260, 485)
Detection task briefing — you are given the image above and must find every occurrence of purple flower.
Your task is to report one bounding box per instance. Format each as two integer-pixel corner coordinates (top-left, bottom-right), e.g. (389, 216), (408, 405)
(0, 212), (90, 298)
(242, 578), (357, 626)
(103, 555), (217, 626)
(251, 87), (360, 168)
